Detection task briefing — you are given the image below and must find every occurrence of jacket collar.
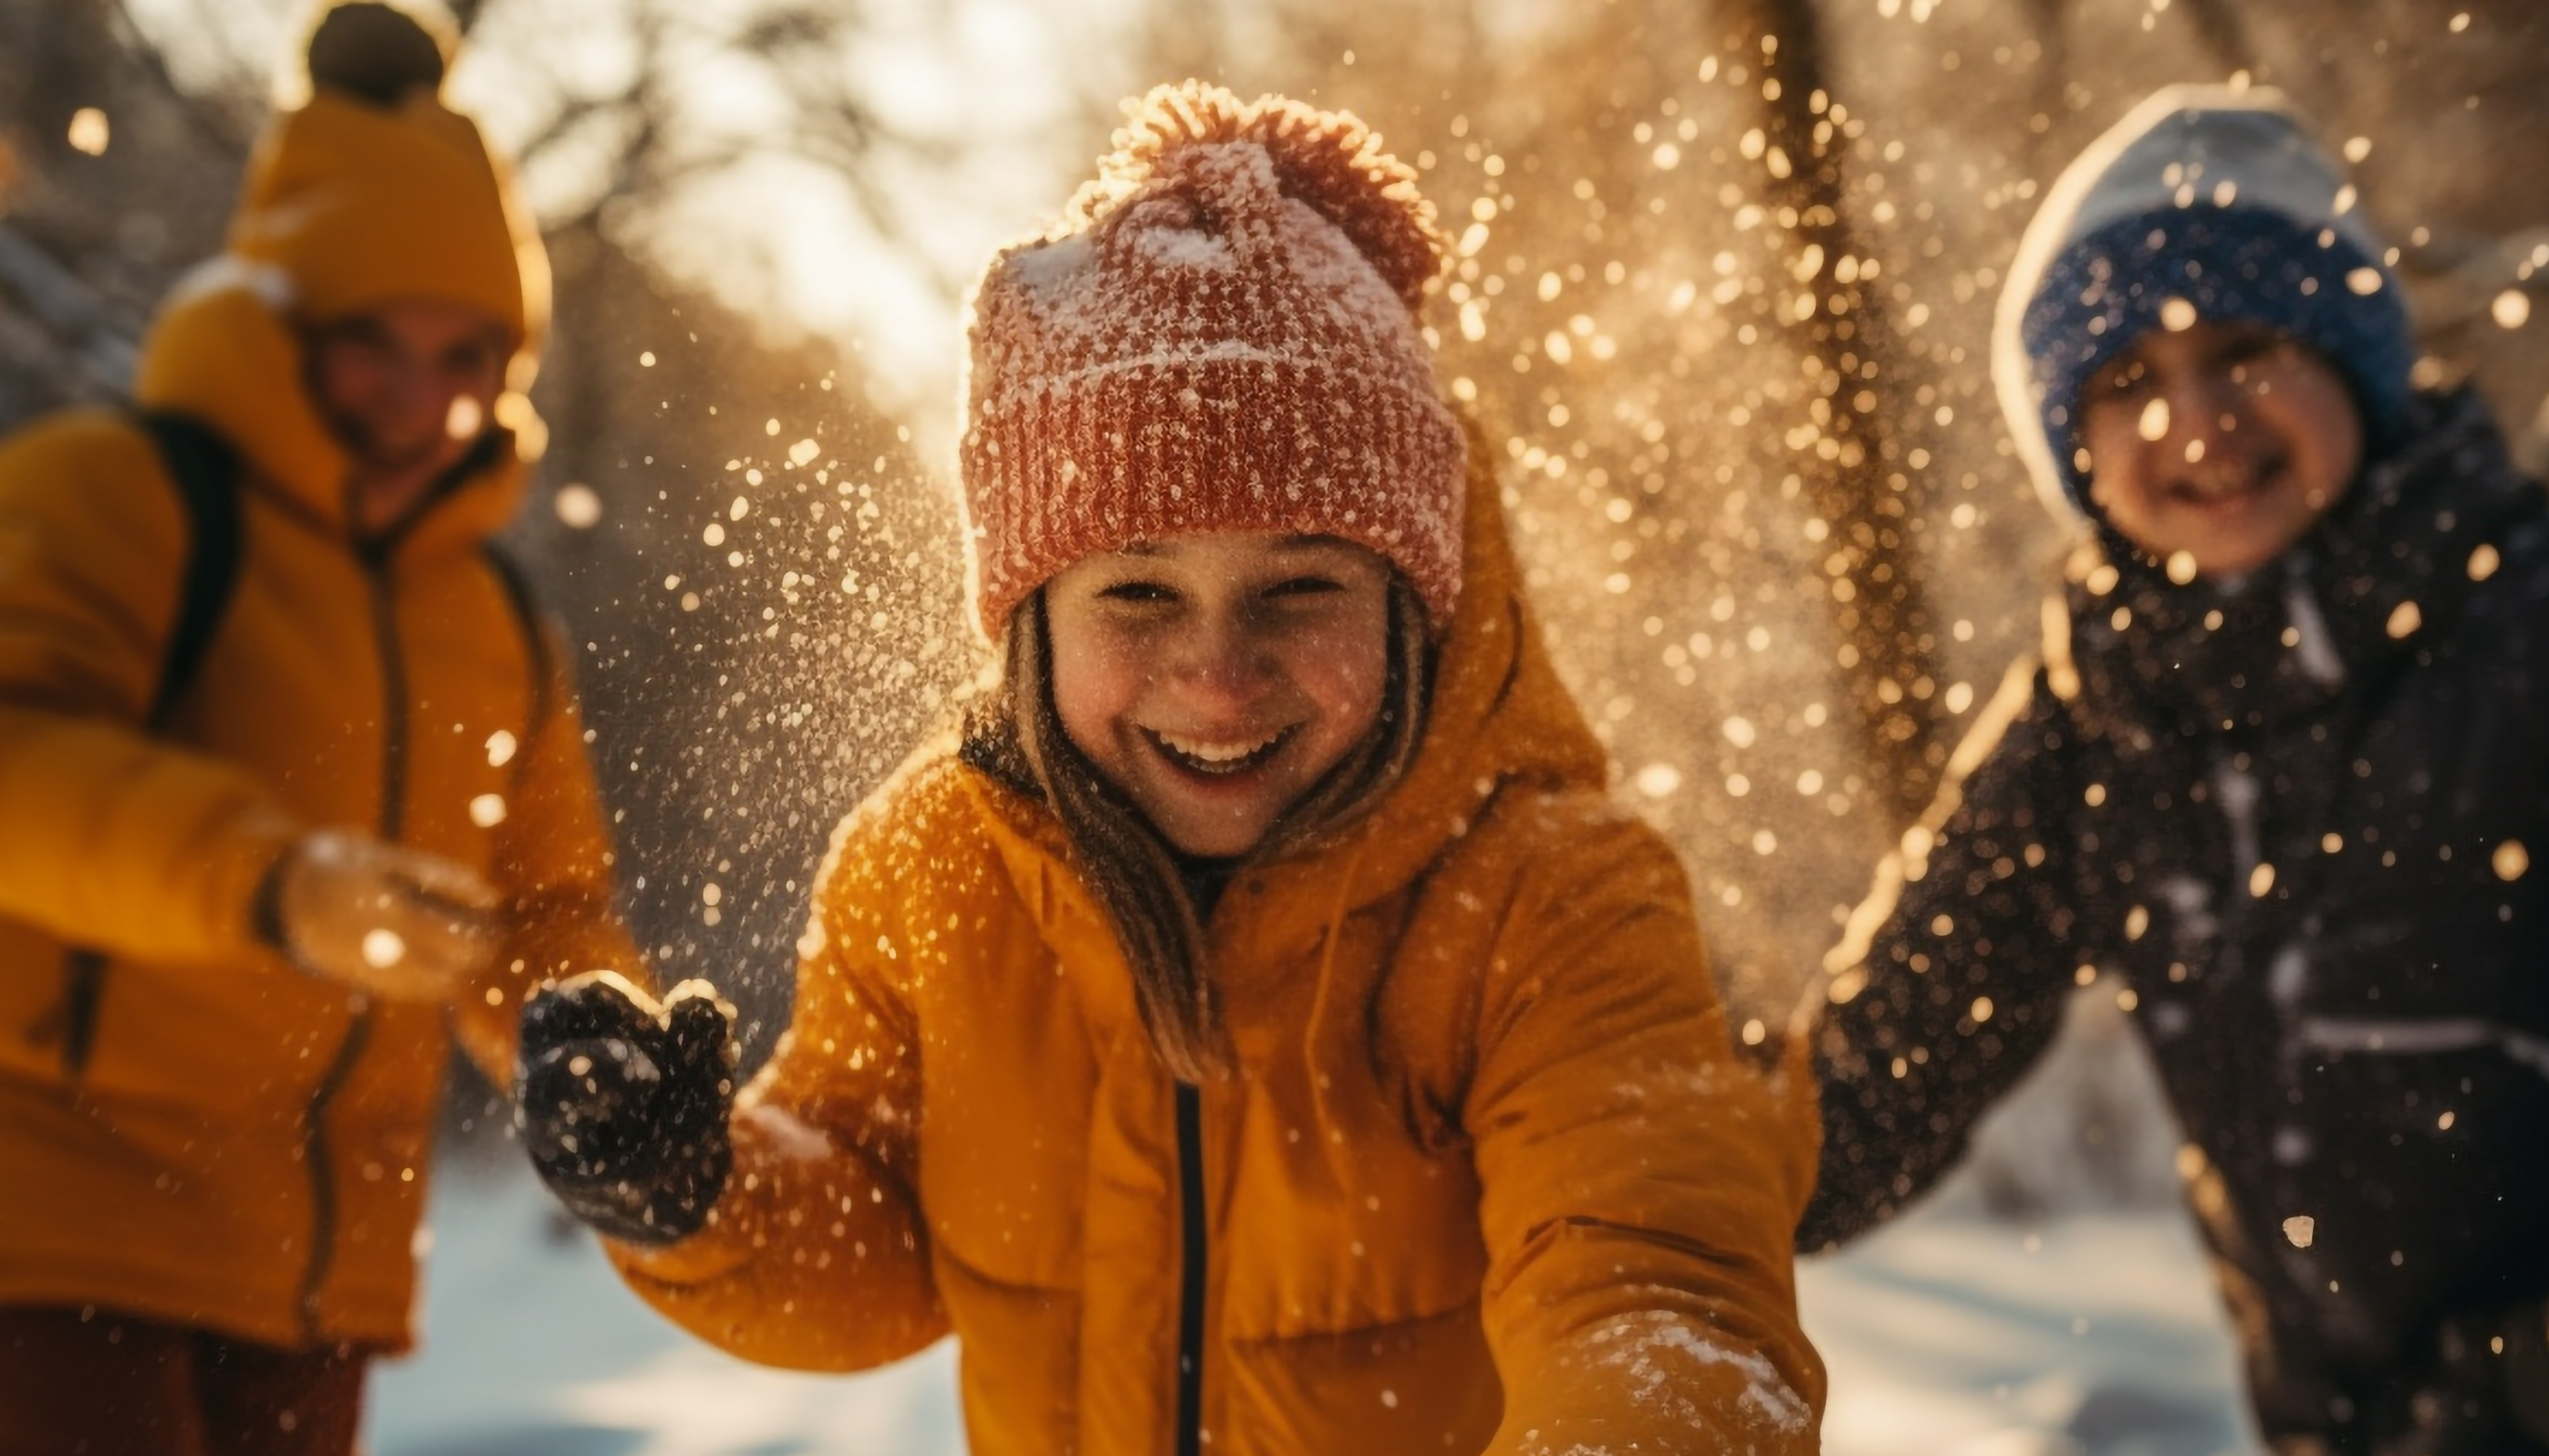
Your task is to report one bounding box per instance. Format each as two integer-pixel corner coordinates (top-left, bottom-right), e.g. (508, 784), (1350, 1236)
(131, 257), (528, 558)
(2055, 385), (2539, 742)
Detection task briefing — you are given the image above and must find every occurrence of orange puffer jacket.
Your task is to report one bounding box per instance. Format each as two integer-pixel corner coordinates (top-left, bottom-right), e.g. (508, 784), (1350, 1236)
(0, 262), (633, 1350)
(610, 445), (1825, 1454)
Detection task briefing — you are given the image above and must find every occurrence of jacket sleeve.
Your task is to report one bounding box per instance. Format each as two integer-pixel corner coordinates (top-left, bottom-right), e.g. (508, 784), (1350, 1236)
(451, 622), (647, 1083)
(0, 414), (297, 967)
(1472, 794), (1823, 1456)
(601, 789), (948, 1371)
(1796, 655), (2086, 1252)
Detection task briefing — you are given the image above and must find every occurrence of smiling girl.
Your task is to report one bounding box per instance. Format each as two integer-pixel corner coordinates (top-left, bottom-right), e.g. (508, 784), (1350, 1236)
(515, 83), (1820, 1455)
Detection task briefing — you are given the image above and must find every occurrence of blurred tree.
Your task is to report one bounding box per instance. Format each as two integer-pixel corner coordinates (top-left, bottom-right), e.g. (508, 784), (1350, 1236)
(1715, 0), (1947, 826)
(0, 0), (242, 416)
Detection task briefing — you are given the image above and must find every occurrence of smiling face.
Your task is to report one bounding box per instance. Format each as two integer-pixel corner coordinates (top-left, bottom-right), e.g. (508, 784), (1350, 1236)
(1044, 531), (1395, 858)
(304, 296), (511, 532)
(2077, 317), (2366, 579)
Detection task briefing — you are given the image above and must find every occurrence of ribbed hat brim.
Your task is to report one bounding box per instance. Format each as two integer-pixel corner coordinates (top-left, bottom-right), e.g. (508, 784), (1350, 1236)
(964, 350), (1466, 634)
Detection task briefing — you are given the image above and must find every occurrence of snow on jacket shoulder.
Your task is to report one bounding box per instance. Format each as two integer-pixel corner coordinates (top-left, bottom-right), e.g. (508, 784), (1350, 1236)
(1803, 386), (2549, 1448)
(611, 442), (1825, 1456)
(0, 265), (637, 1352)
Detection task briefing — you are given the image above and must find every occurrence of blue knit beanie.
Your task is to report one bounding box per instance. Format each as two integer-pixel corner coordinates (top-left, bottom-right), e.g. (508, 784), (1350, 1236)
(1992, 86), (2415, 523)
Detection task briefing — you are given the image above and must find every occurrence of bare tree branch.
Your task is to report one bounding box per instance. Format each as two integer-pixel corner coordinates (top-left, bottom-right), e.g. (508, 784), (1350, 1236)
(104, 0), (259, 151)
(0, 223), (141, 395)
(1715, 0), (1948, 827)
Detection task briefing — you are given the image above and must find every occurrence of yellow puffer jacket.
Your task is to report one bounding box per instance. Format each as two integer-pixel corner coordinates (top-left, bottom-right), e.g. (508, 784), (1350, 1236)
(0, 276), (630, 1345)
(611, 444), (1825, 1454)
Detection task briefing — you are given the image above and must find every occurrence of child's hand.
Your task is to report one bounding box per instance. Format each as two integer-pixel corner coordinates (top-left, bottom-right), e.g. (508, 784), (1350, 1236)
(268, 830), (500, 1002)
(515, 970), (737, 1246)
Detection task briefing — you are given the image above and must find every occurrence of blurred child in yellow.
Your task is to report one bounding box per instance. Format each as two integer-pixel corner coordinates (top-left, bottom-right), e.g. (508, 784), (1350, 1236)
(0, 8), (635, 1452)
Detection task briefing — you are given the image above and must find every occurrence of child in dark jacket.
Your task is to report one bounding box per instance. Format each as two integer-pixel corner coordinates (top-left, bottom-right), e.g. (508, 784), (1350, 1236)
(1798, 85), (2549, 1454)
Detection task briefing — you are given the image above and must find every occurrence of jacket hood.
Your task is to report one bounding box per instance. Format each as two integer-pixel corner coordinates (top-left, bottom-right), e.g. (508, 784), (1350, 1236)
(131, 258), (529, 551)
(1313, 416), (1611, 902)
(1993, 85), (2412, 524)
(1274, 413), (1611, 903)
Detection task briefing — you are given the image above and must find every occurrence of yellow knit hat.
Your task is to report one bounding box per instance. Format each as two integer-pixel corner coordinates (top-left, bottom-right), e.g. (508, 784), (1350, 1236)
(227, 3), (548, 353)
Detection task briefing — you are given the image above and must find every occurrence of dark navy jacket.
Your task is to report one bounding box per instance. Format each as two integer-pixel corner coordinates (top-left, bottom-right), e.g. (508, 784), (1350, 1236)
(1802, 387), (2549, 1453)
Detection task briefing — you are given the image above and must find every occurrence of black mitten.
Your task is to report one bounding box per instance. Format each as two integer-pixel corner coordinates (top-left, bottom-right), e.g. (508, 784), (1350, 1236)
(516, 970), (737, 1246)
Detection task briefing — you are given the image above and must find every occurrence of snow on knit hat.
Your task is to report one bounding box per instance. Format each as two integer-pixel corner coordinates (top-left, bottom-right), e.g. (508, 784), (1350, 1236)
(230, 3), (550, 358)
(958, 82), (1466, 637)
(1992, 85), (2413, 523)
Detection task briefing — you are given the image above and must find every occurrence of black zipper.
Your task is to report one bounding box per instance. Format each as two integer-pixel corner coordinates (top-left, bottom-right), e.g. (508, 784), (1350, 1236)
(295, 1005), (372, 1336)
(297, 544), (409, 1337)
(365, 553), (410, 842)
(1174, 1080), (1206, 1456)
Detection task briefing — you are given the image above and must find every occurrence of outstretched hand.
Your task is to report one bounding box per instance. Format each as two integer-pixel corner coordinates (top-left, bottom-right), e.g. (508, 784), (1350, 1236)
(516, 970), (737, 1246)
(269, 830), (500, 1002)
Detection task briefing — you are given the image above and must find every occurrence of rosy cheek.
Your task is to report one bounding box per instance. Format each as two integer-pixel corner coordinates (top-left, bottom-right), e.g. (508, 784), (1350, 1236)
(1053, 637), (1142, 722)
(1048, 685), (1115, 769)
(316, 354), (370, 410)
(1308, 648), (1388, 726)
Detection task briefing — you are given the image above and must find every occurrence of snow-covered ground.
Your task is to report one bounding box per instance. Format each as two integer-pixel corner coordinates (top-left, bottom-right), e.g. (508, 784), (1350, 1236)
(369, 1161), (2262, 1456)
(1798, 1197), (2261, 1456)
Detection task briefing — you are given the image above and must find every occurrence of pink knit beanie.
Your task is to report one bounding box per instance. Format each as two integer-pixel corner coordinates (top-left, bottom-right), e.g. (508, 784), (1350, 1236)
(959, 82), (1467, 637)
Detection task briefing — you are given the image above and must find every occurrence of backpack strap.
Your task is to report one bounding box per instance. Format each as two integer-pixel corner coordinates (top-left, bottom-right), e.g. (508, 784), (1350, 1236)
(51, 410), (246, 1083)
(131, 411), (246, 728)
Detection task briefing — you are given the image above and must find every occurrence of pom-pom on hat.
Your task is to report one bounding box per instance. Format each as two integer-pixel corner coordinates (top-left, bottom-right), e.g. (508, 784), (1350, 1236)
(959, 81), (1467, 637)
(228, 2), (549, 359)
(304, 1), (448, 104)
(1992, 85), (2413, 523)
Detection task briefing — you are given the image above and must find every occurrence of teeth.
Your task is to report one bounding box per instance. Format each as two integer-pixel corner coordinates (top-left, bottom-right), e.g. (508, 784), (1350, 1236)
(1153, 728), (1283, 770)
(2182, 456), (2281, 501)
